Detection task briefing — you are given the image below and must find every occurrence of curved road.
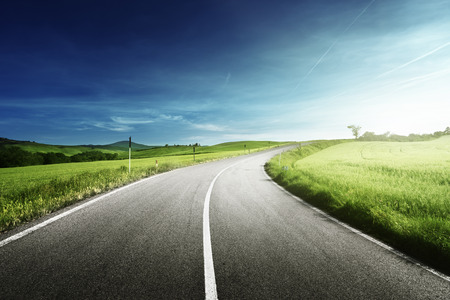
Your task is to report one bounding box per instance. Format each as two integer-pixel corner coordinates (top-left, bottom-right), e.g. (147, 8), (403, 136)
(1, 146), (449, 299)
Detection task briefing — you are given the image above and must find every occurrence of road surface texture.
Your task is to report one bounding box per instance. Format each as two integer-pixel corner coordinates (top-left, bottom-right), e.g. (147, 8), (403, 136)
(1, 146), (449, 299)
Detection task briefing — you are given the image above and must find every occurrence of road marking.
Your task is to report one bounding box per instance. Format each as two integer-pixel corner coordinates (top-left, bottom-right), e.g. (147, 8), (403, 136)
(203, 174), (219, 300)
(262, 165), (450, 283)
(0, 173), (166, 248)
(203, 148), (295, 299)
(203, 159), (252, 300)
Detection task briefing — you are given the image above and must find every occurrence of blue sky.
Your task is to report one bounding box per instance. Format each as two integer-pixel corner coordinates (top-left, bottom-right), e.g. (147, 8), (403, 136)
(1, 0), (449, 145)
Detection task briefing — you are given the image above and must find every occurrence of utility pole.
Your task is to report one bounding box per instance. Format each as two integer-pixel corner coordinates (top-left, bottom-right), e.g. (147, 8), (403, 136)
(128, 136), (131, 173)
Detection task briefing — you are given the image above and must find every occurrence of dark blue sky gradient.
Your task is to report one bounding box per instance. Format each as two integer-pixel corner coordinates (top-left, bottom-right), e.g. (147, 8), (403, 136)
(1, 0), (449, 145)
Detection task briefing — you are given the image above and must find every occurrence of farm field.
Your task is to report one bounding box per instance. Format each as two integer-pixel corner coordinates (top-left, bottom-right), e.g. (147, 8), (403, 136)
(266, 136), (450, 273)
(0, 141), (287, 232)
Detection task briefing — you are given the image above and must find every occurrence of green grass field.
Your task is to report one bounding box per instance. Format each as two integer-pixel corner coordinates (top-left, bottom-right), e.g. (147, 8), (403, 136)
(266, 136), (450, 273)
(0, 141), (287, 232)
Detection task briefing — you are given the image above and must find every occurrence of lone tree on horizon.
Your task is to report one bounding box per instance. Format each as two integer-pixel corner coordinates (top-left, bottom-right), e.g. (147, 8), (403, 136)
(347, 125), (361, 139)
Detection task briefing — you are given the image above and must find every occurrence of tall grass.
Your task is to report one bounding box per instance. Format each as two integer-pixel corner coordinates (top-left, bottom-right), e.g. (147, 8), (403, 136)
(0, 142), (287, 232)
(0, 163), (172, 231)
(266, 137), (450, 274)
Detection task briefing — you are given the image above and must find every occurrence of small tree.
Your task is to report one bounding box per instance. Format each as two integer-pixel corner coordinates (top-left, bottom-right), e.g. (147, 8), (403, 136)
(347, 125), (361, 139)
(445, 127), (450, 135)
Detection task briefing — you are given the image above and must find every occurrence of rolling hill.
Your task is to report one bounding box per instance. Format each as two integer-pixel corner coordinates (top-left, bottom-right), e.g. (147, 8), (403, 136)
(0, 138), (154, 155)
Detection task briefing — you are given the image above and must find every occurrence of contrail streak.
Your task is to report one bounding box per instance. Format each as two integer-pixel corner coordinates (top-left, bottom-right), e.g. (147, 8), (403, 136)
(376, 41), (450, 78)
(295, 39), (338, 89)
(343, 0), (376, 34)
(293, 0), (376, 91)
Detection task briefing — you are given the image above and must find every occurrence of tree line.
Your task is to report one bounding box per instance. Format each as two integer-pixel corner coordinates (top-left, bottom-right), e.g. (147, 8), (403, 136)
(347, 125), (450, 142)
(0, 147), (119, 168)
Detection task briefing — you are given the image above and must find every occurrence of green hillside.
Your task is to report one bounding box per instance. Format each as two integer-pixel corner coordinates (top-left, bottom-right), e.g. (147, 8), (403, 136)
(0, 138), (155, 155)
(0, 138), (286, 156)
(129, 141), (288, 159)
(87, 140), (155, 152)
(0, 138), (122, 155)
(207, 141), (286, 152)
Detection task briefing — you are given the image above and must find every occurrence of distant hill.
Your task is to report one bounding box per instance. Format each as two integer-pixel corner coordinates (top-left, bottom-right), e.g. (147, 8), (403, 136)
(128, 141), (289, 159)
(0, 138), (290, 167)
(89, 140), (156, 151)
(0, 138), (155, 155)
(0, 138), (94, 156)
(0, 138), (289, 160)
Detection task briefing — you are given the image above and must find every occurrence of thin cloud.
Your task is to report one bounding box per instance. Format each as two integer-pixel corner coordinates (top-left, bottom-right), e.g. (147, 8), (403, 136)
(111, 116), (155, 125)
(159, 114), (184, 121)
(222, 133), (269, 141)
(152, 112), (226, 132)
(91, 122), (133, 132)
(192, 123), (226, 132)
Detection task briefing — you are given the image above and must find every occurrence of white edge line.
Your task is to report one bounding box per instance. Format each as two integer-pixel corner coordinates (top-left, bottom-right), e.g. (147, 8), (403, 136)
(0, 172), (166, 248)
(262, 165), (450, 283)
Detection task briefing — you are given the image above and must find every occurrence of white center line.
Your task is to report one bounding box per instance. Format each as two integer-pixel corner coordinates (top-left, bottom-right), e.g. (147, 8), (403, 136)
(202, 149), (291, 299)
(203, 159), (251, 300)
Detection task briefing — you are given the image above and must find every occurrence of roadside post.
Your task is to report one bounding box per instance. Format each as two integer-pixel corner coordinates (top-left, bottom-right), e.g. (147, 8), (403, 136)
(129, 136), (131, 173)
(193, 146), (196, 161)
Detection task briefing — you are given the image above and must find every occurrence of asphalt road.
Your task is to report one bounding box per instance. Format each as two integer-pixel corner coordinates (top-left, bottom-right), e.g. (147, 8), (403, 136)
(1, 146), (449, 299)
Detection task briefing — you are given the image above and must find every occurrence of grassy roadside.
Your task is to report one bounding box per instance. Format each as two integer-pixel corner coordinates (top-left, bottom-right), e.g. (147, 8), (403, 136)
(0, 141), (288, 232)
(265, 137), (450, 274)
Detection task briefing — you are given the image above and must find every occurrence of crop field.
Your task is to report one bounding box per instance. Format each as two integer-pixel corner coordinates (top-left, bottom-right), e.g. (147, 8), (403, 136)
(0, 141), (286, 232)
(266, 136), (450, 273)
